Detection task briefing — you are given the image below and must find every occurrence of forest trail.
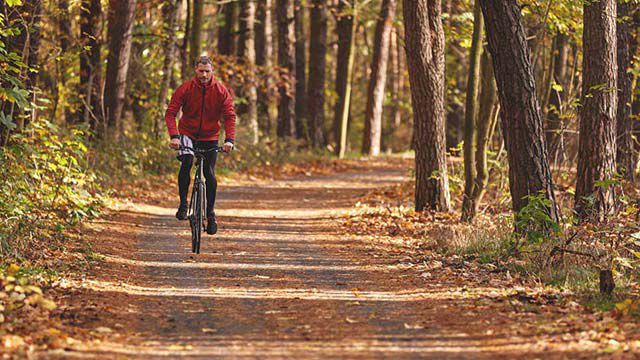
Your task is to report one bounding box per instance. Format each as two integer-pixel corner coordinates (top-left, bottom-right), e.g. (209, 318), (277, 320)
(49, 160), (603, 359)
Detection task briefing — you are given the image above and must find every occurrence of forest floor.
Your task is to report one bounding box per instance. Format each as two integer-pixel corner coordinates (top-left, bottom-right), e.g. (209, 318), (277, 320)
(28, 158), (640, 358)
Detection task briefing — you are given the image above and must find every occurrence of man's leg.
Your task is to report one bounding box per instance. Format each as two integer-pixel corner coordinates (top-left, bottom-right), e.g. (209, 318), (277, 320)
(203, 149), (218, 216)
(176, 154), (194, 219)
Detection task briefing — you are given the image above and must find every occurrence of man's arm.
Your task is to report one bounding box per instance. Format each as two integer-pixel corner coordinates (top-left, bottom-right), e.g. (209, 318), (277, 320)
(165, 85), (186, 139)
(221, 86), (237, 145)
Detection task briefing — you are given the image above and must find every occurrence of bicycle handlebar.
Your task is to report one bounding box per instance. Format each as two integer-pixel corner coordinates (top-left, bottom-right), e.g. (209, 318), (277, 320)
(178, 146), (228, 154)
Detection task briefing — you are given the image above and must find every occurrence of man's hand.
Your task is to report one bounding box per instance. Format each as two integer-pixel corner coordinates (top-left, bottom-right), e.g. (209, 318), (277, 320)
(169, 138), (181, 150)
(223, 142), (234, 152)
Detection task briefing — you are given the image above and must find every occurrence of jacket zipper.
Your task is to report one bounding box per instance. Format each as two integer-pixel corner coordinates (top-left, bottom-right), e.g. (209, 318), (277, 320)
(196, 85), (205, 139)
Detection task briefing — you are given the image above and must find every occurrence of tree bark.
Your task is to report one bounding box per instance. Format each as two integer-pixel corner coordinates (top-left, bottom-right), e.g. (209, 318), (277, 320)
(180, 0), (191, 80)
(218, 2), (237, 56)
(188, 0), (204, 66)
(575, 0), (617, 220)
(362, 0), (396, 156)
(479, 0), (559, 224)
(256, 0), (274, 137)
(403, 0), (451, 212)
(546, 33), (569, 166)
(158, 0), (180, 137)
(616, 1), (634, 181)
(460, 0), (484, 221)
(277, 0), (297, 138)
(307, 0), (328, 147)
(294, 0), (307, 139)
(333, 0), (356, 157)
(79, 0), (103, 131)
(240, 0), (259, 144)
(104, 0), (137, 137)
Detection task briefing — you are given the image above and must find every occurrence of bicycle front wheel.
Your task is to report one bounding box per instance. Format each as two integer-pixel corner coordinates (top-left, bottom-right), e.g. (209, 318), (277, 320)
(196, 182), (206, 254)
(192, 182), (203, 253)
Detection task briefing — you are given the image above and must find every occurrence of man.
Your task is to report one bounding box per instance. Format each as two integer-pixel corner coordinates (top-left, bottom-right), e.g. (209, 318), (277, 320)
(165, 55), (236, 235)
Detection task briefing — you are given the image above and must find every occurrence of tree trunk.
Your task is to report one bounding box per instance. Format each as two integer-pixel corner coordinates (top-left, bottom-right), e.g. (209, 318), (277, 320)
(58, 0), (73, 124)
(616, 1), (634, 181)
(479, 0), (559, 224)
(333, 0), (356, 157)
(294, 0), (307, 139)
(79, 0), (103, 131)
(104, 0), (137, 137)
(276, 0), (296, 138)
(546, 33), (569, 166)
(157, 0), (180, 137)
(307, 0), (328, 147)
(460, 0), (484, 221)
(256, 0), (274, 137)
(575, 0), (617, 220)
(218, 2), (237, 56)
(240, 0), (259, 144)
(469, 50), (499, 219)
(362, 0), (396, 156)
(188, 0), (204, 66)
(403, 0), (451, 212)
(180, 0), (191, 80)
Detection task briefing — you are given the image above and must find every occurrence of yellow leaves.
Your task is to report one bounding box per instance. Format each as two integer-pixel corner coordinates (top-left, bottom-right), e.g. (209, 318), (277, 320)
(614, 299), (639, 317)
(7, 263), (20, 275)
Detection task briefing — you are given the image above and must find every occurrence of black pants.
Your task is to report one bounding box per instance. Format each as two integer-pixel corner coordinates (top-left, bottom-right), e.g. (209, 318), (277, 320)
(178, 140), (218, 217)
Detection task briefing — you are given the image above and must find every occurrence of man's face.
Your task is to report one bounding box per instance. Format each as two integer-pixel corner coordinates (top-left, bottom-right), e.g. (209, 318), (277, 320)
(195, 63), (213, 85)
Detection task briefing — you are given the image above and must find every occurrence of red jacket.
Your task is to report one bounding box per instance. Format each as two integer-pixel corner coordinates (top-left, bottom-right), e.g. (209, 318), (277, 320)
(165, 77), (237, 142)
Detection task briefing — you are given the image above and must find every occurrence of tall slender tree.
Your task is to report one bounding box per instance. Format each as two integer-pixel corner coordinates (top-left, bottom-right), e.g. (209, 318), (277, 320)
(403, 0), (451, 211)
(277, 0), (297, 137)
(479, 0), (559, 223)
(334, 0), (356, 157)
(362, 0), (396, 156)
(239, 0), (259, 144)
(546, 33), (569, 165)
(256, 0), (274, 137)
(79, 0), (103, 130)
(307, 0), (328, 147)
(294, 0), (307, 139)
(460, 0), (484, 221)
(104, 0), (137, 136)
(575, 0), (617, 220)
(189, 0), (204, 66)
(157, 0), (181, 136)
(616, 1), (634, 181)
(218, 2), (237, 56)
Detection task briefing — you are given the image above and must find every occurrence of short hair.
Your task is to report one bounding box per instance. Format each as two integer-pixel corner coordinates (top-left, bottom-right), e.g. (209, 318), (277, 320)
(195, 55), (213, 67)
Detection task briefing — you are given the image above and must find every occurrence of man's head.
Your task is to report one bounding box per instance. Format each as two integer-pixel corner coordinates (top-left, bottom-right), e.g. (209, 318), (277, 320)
(195, 56), (214, 85)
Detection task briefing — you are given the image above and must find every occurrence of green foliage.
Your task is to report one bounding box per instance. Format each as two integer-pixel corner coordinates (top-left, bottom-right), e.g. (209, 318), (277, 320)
(0, 120), (104, 263)
(515, 193), (560, 245)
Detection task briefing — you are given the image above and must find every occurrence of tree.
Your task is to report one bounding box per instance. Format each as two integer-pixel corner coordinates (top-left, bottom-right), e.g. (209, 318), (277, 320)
(362, 0), (396, 156)
(575, 0), (617, 220)
(294, 0), (307, 139)
(333, 0), (356, 158)
(546, 33), (569, 166)
(239, 0), (259, 144)
(104, 0), (137, 136)
(460, 0), (483, 221)
(180, 0), (191, 81)
(479, 0), (559, 223)
(218, 2), (237, 56)
(256, 0), (274, 137)
(616, 1), (635, 181)
(307, 0), (328, 147)
(157, 0), (180, 136)
(277, 0), (297, 138)
(188, 0), (204, 67)
(403, 0), (450, 211)
(79, 0), (103, 130)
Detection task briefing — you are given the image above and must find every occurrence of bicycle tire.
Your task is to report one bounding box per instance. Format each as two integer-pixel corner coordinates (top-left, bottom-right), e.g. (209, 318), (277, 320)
(196, 182), (206, 254)
(194, 182), (203, 254)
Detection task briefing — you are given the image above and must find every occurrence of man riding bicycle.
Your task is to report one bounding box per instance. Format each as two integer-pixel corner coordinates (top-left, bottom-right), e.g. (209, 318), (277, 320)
(165, 55), (236, 235)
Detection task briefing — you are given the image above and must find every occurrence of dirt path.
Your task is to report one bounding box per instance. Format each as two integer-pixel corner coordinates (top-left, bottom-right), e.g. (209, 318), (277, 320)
(49, 160), (609, 359)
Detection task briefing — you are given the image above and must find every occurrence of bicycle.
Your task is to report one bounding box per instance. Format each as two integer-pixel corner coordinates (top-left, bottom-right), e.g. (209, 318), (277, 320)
(179, 145), (226, 254)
